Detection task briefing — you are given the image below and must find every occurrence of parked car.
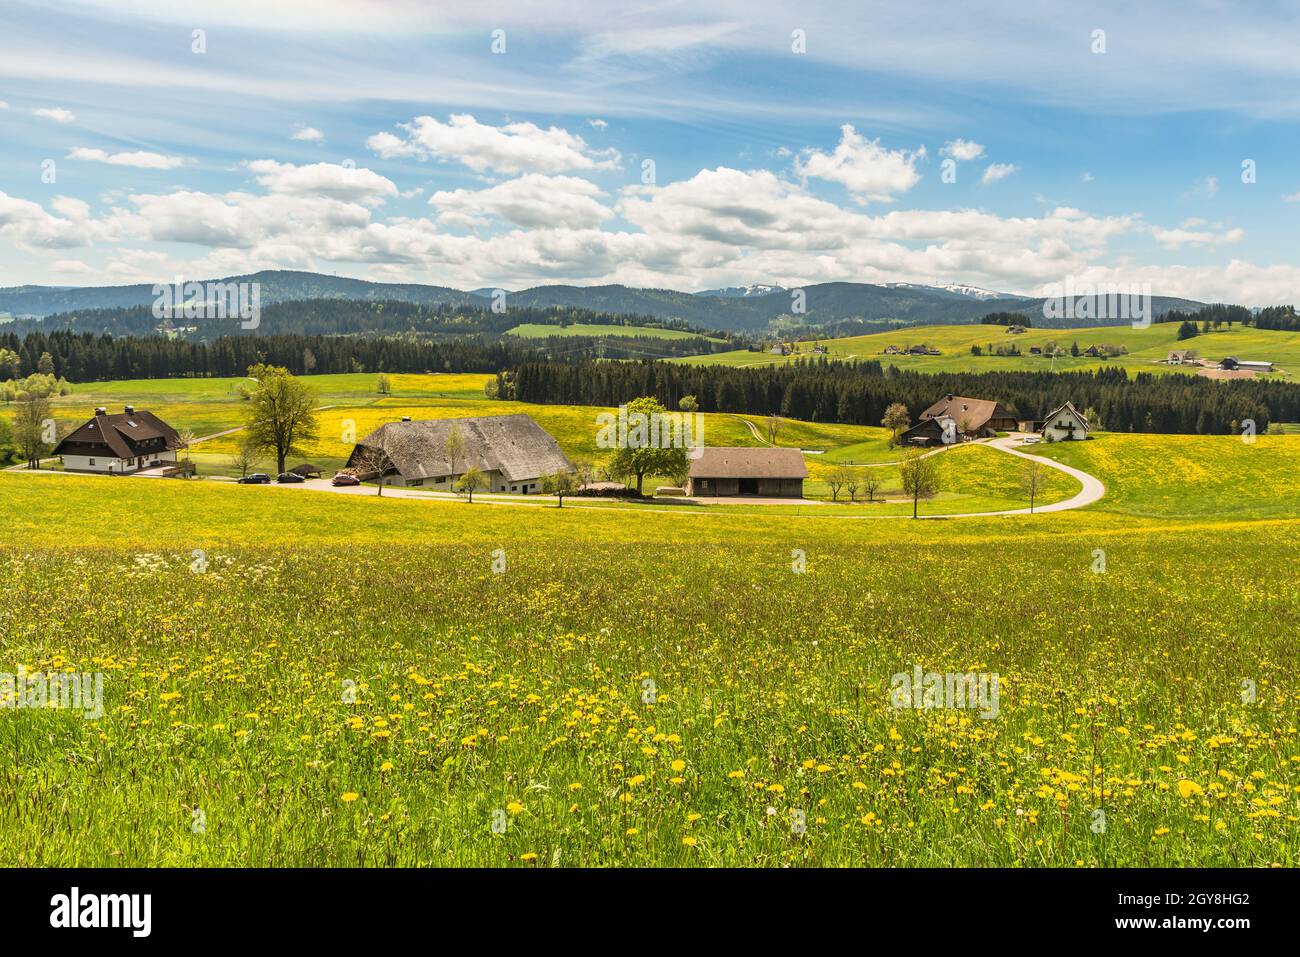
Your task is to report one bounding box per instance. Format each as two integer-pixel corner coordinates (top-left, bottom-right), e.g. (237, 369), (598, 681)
(277, 471), (306, 484)
(1022, 436), (1041, 444)
(331, 473), (361, 487)
(238, 473), (271, 484)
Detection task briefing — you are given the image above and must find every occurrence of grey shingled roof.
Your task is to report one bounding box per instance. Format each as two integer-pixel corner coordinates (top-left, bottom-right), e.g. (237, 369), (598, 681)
(688, 447), (809, 479)
(348, 414), (572, 481)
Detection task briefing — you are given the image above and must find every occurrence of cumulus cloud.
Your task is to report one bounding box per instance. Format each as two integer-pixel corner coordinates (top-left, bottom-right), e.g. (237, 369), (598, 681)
(0, 191), (113, 249)
(793, 125), (925, 204)
(68, 147), (185, 170)
(291, 125), (324, 142)
(981, 162), (1018, 185)
(941, 138), (985, 161)
(588, 118), (608, 129)
(367, 113), (621, 175)
(3, 120), (1296, 303)
(243, 159), (397, 205)
(33, 106), (76, 123)
(429, 174), (611, 229)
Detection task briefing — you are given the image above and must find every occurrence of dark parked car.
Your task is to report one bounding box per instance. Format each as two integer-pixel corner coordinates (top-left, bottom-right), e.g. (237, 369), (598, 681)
(331, 473), (361, 487)
(238, 473), (271, 485)
(277, 472), (306, 484)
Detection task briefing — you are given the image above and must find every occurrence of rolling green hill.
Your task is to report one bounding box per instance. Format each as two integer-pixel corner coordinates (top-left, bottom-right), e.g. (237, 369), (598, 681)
(505, 322), (723, 341)
(675, 321), (1299, 379)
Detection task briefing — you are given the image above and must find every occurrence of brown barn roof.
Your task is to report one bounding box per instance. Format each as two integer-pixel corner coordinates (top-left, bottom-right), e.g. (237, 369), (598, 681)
(54, 408), (181, 459)
(918, 394), (1015, 431)
(347, 413), (572, 481)
(687, 447), (809, 479)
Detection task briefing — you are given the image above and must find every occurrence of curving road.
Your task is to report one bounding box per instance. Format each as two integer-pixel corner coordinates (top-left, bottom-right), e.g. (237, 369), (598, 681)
(6, 431), (1105, 519)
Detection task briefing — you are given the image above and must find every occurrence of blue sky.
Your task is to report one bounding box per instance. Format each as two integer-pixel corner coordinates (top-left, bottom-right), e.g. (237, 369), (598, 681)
(1, 0), (1298, 302)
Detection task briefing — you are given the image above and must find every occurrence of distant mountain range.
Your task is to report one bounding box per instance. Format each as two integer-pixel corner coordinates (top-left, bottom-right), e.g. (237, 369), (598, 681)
(0, 269), (1206, 332)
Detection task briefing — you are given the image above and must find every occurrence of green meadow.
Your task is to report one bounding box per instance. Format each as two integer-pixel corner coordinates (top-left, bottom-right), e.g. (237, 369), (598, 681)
(2, 364), (1297, 867)
(674, 322), (1300, 379)
(506, 322), (723, 341)
(0, 455), (1296, 867)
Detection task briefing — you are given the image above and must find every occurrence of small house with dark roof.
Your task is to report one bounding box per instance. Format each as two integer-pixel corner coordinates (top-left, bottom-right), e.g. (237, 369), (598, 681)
(1041, 401), (1090, 441)
(53, 406), (182, 474)
(346, 413), (572, 493)
(686, 447), (808, 498)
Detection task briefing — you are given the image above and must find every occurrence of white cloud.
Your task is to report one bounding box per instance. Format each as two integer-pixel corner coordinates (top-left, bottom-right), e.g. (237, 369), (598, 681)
(588, 118), (608, 129)
(981, 162), (1018, 185)
(1081, 171), (1095, 183)
(793, 125), (924, 204)
(3, 120), (1296, 304)
(68, 147), (185, 170)
(430, 174), (611, 229)
(941, 138), (984, 161)
(33, 106), (76, 123)
(367, 114), (621, 175)
(1284, 191), (1300, 203)
(0, 191), (113, 249)
(291, 125), (324, 142)
(243, 159), (397, 205)
(0, 101), (8, 110)
(1152, 224), (1244, 249)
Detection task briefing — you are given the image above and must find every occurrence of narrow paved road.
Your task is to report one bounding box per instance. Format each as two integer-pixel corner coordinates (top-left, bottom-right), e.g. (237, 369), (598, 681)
(5, 431), (1105, 519)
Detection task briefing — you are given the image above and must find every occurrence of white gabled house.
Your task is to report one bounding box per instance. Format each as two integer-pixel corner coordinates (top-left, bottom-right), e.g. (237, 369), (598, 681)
(1040, 401), (1090, 441)
(53, 406), (182, 473)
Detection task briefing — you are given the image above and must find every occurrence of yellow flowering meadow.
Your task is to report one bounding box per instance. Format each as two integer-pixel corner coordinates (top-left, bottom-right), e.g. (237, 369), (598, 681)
(0, 470), (1296, 867)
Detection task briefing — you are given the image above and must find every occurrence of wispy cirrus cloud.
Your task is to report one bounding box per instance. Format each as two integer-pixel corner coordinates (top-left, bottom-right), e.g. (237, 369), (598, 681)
(33, 106), (75, 123)
(981, 162), (1018, 185)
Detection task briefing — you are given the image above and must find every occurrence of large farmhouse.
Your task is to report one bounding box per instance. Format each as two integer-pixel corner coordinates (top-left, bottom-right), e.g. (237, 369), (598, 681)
(53, 406), (182, 474)
(900, 394), (1018, 446)
(686, 447), (808, 498)
(1040, 401), (1090, 441)
(346, 413), (572, 493)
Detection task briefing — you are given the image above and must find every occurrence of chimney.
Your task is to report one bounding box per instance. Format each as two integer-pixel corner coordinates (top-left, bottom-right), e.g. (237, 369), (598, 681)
(94, 407), (106, 416)
(124, 405), (135, 416)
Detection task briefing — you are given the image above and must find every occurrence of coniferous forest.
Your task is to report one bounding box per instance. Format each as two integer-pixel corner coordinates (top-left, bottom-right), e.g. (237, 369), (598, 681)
(508, 358), (1295, 434)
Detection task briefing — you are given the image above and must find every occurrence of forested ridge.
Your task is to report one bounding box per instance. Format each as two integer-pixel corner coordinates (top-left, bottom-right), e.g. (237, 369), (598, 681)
(508, 358), (1296, 434)
(0, 297), (732, 343)
(0, 328), (729, 381)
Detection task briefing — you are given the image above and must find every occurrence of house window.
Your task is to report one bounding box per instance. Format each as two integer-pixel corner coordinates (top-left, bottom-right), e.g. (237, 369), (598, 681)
(89, 458), (96, 466)
(411, 479), (423, 486)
